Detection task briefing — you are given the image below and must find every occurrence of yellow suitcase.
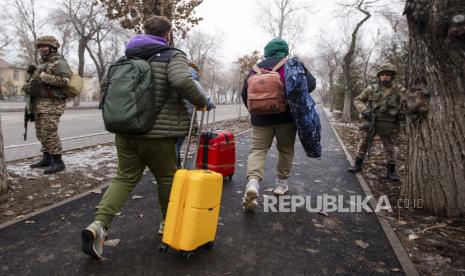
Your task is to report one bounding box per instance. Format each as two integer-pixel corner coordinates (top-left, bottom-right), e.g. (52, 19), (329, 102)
(159, 110), (223, 258)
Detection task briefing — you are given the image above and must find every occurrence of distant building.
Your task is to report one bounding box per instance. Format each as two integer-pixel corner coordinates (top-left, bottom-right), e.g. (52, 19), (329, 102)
(0, 58), (27, 100)
(0, 57), (96, 101)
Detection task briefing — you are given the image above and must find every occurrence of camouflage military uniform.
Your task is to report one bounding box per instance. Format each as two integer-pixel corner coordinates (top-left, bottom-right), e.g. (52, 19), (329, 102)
(32, 54), (71, 154)
(353, 83), (406, 164)
(349, 63), (405, 181)
(25, 36), (71, 174)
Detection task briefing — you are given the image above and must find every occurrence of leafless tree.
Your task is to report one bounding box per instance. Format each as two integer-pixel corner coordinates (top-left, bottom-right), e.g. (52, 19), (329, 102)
(315, 36), (343, 111)
(256, 0), (312, 52)
(179, 29), (223, 73)
(358, 30), (381, 87)
(49, 10), (76, 57)
(86, 24), (130, 82)
(0, 26), (12, 52)
(339, 0), (376, 122)
(9, 0), (43, 65)
(178, 29), (227, 102)
(56, 0), (108, 106)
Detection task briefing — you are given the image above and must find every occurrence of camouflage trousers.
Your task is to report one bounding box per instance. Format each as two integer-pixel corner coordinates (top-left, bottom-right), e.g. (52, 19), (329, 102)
(355, 130), (396, 165)
(34, 113), (63, 154)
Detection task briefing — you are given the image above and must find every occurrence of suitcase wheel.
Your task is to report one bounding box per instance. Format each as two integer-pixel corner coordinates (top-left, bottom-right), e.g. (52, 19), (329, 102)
(182, 251), (194, 259)
(159, 243), (168, 253)
(228, 174), (233, 180)
(204, 242), (214, 250)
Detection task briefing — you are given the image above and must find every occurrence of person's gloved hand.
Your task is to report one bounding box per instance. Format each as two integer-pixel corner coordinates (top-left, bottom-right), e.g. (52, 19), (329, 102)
(361, 111), (372, 121)
(27, 65), (36, 74)
(206, 98), (216, 111)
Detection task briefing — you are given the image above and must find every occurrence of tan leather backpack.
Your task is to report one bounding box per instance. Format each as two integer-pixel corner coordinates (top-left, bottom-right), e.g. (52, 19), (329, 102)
(246, 57), (288, 115)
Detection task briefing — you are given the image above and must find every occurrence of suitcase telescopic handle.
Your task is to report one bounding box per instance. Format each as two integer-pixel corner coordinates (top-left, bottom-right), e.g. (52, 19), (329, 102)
(206, 108), (217, 131)
(182, 108), (205, 169)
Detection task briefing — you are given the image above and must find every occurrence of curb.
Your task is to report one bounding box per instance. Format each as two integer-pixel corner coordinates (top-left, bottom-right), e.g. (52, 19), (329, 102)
(322, 107), (419, 276)
(0, 106), (99, 113)
(0, 182), (110, 230)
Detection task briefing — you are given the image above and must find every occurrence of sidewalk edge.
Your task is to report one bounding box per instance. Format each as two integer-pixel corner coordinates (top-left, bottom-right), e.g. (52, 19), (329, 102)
(0, 182), (110, 230)
(322, 107), (419, 276)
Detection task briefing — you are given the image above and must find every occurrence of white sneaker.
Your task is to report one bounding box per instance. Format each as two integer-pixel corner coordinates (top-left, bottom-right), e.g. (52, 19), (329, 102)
(242, 178), (259, 210)
(158, 220), (164, 235)
(273, 179), (289, 196)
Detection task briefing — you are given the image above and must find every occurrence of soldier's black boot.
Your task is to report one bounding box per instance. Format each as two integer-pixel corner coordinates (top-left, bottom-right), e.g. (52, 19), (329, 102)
(386, 164), (400, 182)
(348, 157), (364, 173)
(44, 154), (66, 174)
(30, 152), (52, 168)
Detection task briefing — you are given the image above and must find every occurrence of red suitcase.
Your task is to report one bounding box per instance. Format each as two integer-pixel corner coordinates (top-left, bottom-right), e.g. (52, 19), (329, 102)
(196, 130), (235, 178)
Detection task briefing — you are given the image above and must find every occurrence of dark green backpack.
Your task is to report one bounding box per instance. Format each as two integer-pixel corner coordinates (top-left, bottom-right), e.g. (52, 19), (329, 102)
(102, 58), (155, 134)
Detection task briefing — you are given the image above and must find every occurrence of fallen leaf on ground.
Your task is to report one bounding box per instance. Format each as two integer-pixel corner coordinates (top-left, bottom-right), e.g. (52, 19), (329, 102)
(408, 234), (420, 240)
(132, 195), (143, 199)
(115, 212), (122, 216)
(91, 190), (102, 194)
(104, 239), (121, 247)
(138, 214), (144, 218)
(355, 240), (370, 249)
(24, 220), (35, 224)
(2, 210), (15, 217)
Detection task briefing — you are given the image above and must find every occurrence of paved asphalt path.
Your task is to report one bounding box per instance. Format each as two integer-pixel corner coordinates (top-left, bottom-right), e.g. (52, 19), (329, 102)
(1, 104), (244, 161)
(0, 109), (403, 275)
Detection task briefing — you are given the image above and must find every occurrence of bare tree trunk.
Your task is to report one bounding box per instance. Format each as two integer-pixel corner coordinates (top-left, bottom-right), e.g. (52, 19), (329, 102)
(0, 113), (7, 195)
(341, 2), (371, 123)
(402, 0), (465, 217)
(73, 39), (88, 107)
(329, 67), (336, 112)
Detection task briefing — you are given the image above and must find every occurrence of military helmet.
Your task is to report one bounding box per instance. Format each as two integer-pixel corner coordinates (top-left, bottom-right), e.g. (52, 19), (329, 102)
(377, 63), (397, 76)
(36, 36), (60, 49)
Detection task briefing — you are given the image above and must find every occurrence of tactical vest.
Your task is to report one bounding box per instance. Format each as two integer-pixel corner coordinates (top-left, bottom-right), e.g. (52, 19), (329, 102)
(368, 84), (402, 122)
(25, 54), (71, 100)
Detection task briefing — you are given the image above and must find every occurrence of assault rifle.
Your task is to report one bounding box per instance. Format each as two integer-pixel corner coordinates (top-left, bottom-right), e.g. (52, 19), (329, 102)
(366, 101), (376, 159)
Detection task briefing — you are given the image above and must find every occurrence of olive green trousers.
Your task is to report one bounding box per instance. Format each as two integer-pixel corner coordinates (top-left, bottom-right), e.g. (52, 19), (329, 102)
(95, 135), (177, 229)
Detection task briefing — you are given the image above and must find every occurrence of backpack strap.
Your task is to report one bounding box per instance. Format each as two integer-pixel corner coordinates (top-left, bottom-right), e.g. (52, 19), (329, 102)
(252, 57), (288, 75)
(252, 65), (262, 75)
(271, 57), (288, 72)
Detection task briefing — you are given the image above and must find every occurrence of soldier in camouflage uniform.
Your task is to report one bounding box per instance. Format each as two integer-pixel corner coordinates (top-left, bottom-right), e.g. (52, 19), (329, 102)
(348, 63), (405, 182)
(24, 36), (71, 174)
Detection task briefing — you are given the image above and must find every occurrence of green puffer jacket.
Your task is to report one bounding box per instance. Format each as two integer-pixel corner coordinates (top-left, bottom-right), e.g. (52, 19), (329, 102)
(102, 45), (207, 138)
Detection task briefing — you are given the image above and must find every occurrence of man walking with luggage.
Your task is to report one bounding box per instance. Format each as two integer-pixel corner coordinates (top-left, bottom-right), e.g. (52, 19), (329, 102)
(81, 16), (210, 259)
(25, 36), (71, 174)
(348, 63), (405, 182)
(241, 38), (315, 211)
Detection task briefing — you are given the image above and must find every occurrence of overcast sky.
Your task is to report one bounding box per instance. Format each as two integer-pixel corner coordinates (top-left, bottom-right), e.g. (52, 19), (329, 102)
(2, 0), (405, 66)
(193, 0), (404, 62)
